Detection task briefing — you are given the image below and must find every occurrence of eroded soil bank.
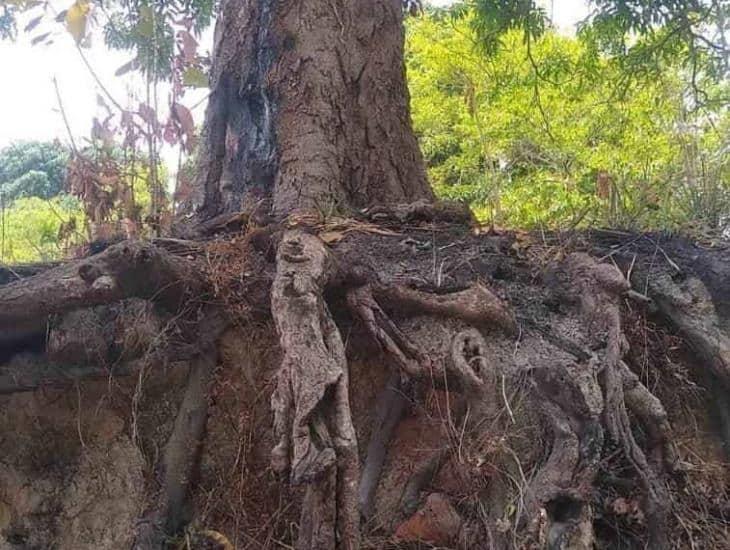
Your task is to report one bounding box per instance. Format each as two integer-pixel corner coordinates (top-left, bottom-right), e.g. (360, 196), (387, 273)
(0, 224), (728, 549)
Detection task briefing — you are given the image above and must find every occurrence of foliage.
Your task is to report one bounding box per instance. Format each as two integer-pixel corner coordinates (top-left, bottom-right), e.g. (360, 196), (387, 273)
(66, 144), (170, 240)
(102, 0), (214, 78)
(0, 141), (70, 202)
(406, 12), (730, 230)
(455, 0), (730, 88)
(0, 194), (84, 263)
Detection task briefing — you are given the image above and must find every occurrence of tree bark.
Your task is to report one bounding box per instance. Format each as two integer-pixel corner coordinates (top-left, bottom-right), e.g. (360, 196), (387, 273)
(181, 0), (431, 225)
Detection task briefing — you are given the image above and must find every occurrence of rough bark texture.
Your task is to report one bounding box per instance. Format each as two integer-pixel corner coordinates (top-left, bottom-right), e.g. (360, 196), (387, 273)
(270, 230), (359, 549)
(181, 0), (431, 225)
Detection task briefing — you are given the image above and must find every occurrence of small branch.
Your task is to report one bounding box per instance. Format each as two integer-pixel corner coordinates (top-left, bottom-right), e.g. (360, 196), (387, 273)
(52, 77), (79, 153)
(75, 44), (125, 113)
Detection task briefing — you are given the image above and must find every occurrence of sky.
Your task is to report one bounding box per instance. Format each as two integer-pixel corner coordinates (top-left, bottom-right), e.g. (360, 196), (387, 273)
(0, 0), (590, 159)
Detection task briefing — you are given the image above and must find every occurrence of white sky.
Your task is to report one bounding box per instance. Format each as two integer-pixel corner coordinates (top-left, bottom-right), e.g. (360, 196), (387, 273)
(0, 1), (589, 156)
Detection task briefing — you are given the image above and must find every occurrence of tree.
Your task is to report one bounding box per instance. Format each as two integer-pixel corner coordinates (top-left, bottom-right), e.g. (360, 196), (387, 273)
(0, 140), (69, 202)
(182, 0), (433, 224)
(1, 2), (729, 550)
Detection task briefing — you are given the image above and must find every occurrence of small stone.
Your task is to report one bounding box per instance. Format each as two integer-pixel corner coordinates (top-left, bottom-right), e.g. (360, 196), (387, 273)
(393, 493), (462, 547)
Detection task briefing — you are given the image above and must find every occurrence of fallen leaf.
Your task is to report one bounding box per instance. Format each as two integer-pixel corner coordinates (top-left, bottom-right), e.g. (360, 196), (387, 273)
(319, 231), (345, 244)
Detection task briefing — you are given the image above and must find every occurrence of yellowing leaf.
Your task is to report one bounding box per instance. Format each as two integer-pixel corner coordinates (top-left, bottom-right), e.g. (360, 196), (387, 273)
(65, 0), (90, 45)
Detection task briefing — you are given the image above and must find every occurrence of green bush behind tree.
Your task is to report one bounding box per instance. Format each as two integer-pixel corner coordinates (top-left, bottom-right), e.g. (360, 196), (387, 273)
(406, 13), (730, 230)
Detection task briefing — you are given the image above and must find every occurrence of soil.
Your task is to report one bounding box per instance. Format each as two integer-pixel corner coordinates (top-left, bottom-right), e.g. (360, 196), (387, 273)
(0, 224), (728, 549)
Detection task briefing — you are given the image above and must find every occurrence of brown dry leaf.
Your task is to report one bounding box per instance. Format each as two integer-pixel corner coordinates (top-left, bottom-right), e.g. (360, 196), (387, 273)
(611, 497), (630, 515)
(319, 231), (345, 244)
(199, 530), (233, 550)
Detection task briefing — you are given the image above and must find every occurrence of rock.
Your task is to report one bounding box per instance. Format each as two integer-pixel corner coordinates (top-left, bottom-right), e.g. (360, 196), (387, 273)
(393, 493), (462, 547)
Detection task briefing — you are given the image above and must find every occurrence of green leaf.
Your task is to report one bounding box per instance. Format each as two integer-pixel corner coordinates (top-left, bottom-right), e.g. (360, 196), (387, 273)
(182, 66), (208, 88)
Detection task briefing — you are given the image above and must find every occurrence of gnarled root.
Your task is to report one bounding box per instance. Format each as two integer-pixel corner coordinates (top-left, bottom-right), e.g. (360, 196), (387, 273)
(270, 230), (359, 550)
(564, 253), (672, 548)
(348, 281), (509, 528)
(376, 283), (517, 335)
(644, 271), (730, 390)
(526, 360), (604, 549)
(620, 360), (679, 471)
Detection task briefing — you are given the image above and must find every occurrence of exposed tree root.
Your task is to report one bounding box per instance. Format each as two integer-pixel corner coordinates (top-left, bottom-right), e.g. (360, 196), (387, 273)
(133, 351), (216, 549)
(347, 284), (426, 378)
(1, 229), (727, 549)
(644, 270), (730, 390)
(560, 253), (672, 549)
(376, 284), (517, 335)
(527, 360), (603, 549)
(348, 280), (512, 535)
(0, 241), (205, 327)
(270, 230), (359, 550)
(619, 360), (679, 471)
(0, 359), (141, 395)
(358, 372), (408, 520)
(363, 199), (474, 225)
(400, 449), (449, 517)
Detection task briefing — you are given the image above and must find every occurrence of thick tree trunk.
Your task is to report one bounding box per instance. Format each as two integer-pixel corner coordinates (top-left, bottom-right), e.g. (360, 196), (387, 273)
(181, 0), (431, 224)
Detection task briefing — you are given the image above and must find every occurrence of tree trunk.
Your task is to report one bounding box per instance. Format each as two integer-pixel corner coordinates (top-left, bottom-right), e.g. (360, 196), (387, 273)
(181, 0), (431, 224)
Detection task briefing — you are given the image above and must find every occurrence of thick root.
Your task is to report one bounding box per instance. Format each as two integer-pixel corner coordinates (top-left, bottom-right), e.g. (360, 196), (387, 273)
(0, 241), (205, 328)
(348, 280), (510, 535)
(363, 199), (474, 225)
(562, 253), (672, 549)
(526, 361), (604, 549)
(376, 283), (516, 335)
(645, 271), (730, 390)
(358, 372), (408, 520)
(270, 230), (359, 550)
(133, 351), (216, 549)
